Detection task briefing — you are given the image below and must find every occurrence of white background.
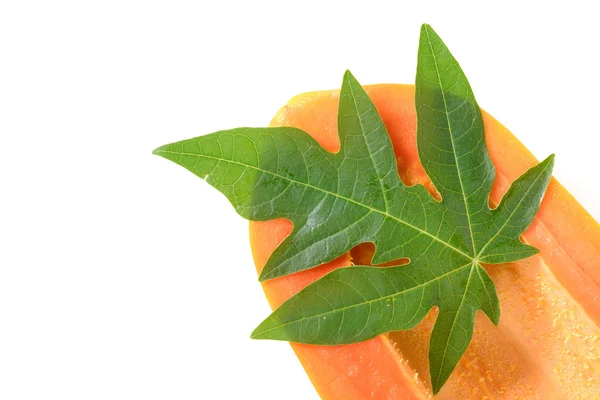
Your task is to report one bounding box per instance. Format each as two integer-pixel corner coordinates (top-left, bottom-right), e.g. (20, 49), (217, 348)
(1, 1), (599, 399)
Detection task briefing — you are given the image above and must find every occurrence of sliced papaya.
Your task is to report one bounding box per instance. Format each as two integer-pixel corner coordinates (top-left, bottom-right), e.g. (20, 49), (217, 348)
(249, 84), (600, 399)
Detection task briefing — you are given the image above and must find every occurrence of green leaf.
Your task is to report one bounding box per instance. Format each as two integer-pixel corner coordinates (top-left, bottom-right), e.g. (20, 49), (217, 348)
(154, 24), (554, 394)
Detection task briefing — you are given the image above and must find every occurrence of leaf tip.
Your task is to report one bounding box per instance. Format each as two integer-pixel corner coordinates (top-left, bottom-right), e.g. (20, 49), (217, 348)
(257, 268), (274, 282)
(430, 363), (445, 395)
(342, 69), (357, 85)
(538, 153), (555, 176)
(152, 144), (167, 157)
(489, 303), (501, 326)
(530, 245), (541, 257)
(430, 360), (453, 395)
(250, 326), (263, 340)
(419, 23), (444, 47)
(420, 23), (434, 35)
(251, 315), (278, 341)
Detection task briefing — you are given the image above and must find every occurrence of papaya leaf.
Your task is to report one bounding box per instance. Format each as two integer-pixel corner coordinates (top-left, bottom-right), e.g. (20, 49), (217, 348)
(153, 24), (554, 394)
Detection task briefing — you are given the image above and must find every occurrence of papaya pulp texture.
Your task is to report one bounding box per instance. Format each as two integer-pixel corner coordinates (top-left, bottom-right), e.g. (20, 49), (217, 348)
(249, 85), (600, 399)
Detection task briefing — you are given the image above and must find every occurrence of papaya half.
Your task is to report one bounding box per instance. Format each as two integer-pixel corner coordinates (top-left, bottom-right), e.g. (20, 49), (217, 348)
(249, 84), (600, 399)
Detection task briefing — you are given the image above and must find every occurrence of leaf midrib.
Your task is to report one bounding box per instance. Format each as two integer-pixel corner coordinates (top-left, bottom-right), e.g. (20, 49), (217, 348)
(253, 262), (473, 337)
(424, 26), (478, 257)
(433, 261), (476, 390)
(156, 148), (473, 260)
(475, 160), (549, 259)
(346, 78), (391, 213)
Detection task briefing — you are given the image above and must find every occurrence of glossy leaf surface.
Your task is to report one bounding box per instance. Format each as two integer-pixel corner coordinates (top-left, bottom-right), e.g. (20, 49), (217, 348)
(154, 24), (554, 393)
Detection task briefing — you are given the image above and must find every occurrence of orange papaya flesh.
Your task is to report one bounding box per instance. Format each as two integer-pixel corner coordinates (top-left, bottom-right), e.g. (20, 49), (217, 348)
(250, 220), (430, 399)
(249, 84), (600, 399)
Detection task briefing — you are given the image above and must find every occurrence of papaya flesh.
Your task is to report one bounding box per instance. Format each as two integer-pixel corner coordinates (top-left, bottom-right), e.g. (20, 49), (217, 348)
(249, 84), (600, 399)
